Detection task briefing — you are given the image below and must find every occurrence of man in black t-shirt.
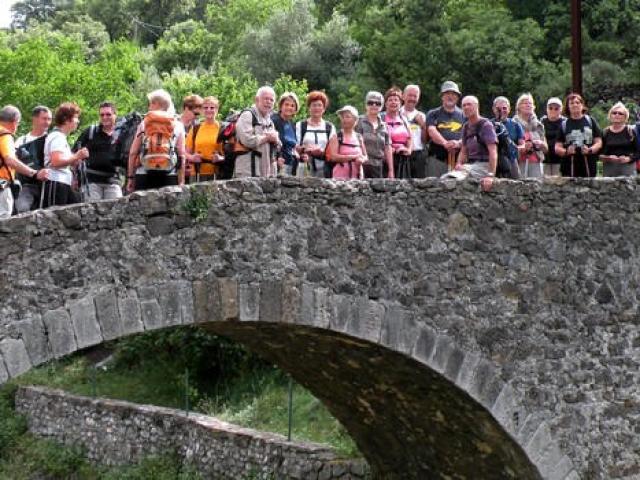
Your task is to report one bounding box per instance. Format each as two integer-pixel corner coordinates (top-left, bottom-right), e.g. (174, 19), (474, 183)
(541, 97), (564, 176)
(425, 80), (465, 177)
(76, 102), (122, 200)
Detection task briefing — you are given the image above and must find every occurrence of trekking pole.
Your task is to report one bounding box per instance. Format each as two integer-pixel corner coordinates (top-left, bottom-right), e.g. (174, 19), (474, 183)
(570, 155), (575, 177)
(287, 375), (293, 441)
(447, 151), (455, 172)
(195, 163), (200, 183)
(584, 154), (591, 177)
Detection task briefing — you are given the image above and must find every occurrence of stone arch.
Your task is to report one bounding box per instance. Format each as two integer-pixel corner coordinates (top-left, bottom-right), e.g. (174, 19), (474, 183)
(0, 275), (578, 479)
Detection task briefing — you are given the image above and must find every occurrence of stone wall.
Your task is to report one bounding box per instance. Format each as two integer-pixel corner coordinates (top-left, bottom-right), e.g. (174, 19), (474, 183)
(15, 385), (369, 480)
(2, 177), (640, 478)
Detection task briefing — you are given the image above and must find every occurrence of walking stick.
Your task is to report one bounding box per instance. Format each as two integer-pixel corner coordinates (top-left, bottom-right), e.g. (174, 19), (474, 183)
(570, 155), (575, 177)
(447, 151), (455, 172)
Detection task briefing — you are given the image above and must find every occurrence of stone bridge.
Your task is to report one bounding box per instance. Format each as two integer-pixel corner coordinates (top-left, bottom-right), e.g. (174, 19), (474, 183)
(1, 177), (639, 479)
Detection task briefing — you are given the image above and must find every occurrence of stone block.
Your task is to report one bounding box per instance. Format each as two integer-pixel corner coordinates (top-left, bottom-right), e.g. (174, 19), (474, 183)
(259, 280), (282, 323)
(239, 283), (260, 322)
(94, 291), (122, 341)
(431, 335), (455, 374)
(331, 294), (355, 333)
(0, 338), (32, 378)
(412, 326), (437, 364)
(68, 296), (103, 350)
(117, 292), (144, 335)
(379, 306), (416, 355)
(0, 359), (8, 384)
(456, 351), (481, 391)
(281, 277), (301, 324)
(11, 315), (50, 366)
(299, 285), (330, 329)
(470, 367), (503, 410)
(348, 299), (384, 343)
(43, 308), (78, 358)
(548, 456), (577, 480)
(525, 421), (554, 465)
(140, 299), (164, 330)
(193, 276), (222, 323)
(158, 283), (185, 327)
(178, 281), (194, 325)
(490, 384), (520, 437)
(218, 278), (238, 321)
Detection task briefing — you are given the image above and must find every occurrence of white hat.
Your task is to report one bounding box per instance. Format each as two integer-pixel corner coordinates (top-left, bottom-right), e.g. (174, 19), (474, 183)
(336, 105), (359, 117)
(547, 97), (563, 107)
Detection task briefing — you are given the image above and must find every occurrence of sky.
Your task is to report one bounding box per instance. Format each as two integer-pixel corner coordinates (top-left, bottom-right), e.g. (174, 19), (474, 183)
(0, 1), (17, 29)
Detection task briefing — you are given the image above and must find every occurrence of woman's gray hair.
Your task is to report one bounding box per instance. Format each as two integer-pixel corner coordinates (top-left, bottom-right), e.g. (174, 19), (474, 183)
(0, 105), (21, 123)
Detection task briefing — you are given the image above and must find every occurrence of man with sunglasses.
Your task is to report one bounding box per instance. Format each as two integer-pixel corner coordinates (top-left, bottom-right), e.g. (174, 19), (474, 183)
(179, 95), (203, 132)
(426, 80), (465, 177)
(491, 96), (524, 178)
(75, 102), (122, 200)
(540, 97), (565, 176)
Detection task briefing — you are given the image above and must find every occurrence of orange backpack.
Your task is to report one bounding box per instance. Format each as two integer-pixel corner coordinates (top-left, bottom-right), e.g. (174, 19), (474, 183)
(140, 111), (177, 172)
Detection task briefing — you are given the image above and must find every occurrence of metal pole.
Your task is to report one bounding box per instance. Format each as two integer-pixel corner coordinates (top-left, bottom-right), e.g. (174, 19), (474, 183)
(287, 376), (293, 441)
(184, 368), (190, 416)
(91, 365), (97, 397)
(571, 0), (582, 94)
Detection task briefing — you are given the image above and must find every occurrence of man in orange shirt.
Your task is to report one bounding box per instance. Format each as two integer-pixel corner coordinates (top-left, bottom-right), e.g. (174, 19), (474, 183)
(0, 106), (49, 219)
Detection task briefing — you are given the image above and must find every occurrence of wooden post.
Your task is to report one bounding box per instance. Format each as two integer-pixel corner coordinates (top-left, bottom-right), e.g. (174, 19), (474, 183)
(571, 0), (582, 94)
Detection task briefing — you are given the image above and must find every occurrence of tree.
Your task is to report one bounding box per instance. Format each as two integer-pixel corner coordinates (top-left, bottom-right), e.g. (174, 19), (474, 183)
(153, 20), (223, 73)
(10, 0), (56, 29)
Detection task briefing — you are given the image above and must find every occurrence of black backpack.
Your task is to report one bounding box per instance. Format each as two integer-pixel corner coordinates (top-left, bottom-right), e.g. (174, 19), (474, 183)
(16, 134), (47, 184)
(112, 112), (143, 169)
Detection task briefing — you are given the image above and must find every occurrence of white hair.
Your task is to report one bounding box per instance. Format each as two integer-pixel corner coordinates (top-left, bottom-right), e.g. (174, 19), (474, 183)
(256, 86), (276, 99)
(147, 89), (175, 115)
(493, 96), (510, 107)
(404, 84), (420, 94)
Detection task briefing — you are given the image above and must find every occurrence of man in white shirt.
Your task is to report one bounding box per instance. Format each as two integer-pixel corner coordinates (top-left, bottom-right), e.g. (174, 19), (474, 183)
(15, 106), (52, 212)
(401, 85), (428, 178)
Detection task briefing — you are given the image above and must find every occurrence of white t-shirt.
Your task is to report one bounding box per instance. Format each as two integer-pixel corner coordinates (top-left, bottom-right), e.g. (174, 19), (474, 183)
(401, 107), (425, 151)
(44, 130), (73, 185)
(295, 119), (337, 153)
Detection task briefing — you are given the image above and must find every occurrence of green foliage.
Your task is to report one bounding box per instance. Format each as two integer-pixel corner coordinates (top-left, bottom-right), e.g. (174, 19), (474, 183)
(241, 0), (359, 98)
(182, 189), (212, 222)
(102, 454), (201, 480)
(154, 20), (223, 73)
(202, 369), (359, 457)
(0, 33), (143, 135)
(444, 4), (550, 111)
(0, 385), (27, 458)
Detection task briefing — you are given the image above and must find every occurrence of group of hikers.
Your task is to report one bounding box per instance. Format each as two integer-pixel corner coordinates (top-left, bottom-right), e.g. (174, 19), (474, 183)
(1, 80), (639, 218)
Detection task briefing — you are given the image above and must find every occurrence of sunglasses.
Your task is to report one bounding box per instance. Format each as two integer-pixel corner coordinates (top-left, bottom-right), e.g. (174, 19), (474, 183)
(611, 111), (625, 116)
(367, 101), (382, 107)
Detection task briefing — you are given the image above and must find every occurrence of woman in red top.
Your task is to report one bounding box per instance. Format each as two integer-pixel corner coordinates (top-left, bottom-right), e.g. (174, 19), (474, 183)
(383, 87), (412, 178)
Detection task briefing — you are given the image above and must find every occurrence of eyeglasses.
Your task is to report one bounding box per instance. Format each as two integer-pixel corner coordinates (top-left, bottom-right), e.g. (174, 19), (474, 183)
(611, 111), (625, 116)
(367, 101), (382, 107)
(99, 113), (114, 117)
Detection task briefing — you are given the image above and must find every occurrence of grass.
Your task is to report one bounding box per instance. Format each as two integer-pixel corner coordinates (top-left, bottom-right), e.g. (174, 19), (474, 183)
(12, 352), (360, 458)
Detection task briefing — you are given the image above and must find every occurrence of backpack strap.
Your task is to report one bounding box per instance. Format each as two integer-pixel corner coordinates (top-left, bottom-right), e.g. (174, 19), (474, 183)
(0, 132), (15, 184)
(89, 124), (97, 142)
(299, 121), (308, 146)
(190, 122), (201, 152)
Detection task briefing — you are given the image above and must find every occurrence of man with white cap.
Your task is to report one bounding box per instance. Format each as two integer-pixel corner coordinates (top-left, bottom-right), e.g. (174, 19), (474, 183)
(540, 97), (565, 176)
(425, 80), (465, 177)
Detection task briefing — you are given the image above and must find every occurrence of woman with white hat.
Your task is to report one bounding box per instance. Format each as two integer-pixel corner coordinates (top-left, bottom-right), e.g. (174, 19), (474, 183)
(327, 106), (367, 180)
